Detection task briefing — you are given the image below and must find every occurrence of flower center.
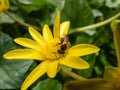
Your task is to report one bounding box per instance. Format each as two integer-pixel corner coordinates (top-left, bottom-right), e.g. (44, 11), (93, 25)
(44, 37), (68, 61)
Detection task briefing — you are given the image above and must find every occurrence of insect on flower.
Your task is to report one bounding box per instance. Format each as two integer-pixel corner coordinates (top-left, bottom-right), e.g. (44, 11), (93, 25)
(57, 35), (69, 54)
(3, 12), (100, 90)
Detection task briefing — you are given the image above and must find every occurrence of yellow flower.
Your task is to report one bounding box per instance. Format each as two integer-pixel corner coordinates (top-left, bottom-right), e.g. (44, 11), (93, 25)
(0, 0), (9, 15)
(3, 12), (100, 90)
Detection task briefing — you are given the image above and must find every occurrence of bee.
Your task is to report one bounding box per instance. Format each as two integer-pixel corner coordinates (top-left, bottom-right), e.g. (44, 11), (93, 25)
(57, 35), (68, 54)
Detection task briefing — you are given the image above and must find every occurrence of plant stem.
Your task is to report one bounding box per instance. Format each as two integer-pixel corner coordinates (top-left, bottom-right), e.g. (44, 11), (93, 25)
(74, 12), (120, 32)
(61, 68), (86, 80)
(4, 11), (40, 30)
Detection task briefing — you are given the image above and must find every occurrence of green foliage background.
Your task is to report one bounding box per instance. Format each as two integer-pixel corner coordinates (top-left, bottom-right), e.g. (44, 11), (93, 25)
(0, 0), (120, 89)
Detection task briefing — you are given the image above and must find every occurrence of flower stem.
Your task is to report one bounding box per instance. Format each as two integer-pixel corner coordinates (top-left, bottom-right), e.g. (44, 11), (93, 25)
(61, 68), (86, 80)
(72, 12), (120, 33)
(4, 11), (41, 30)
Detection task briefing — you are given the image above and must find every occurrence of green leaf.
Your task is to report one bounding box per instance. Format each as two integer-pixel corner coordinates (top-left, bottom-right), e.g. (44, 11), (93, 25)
(75, 54), (97, 78)
(0, 31), (33, 89)
(32, 79), (62, 90)
(105, 0), (119, 8)
(60, 0), (94, 28)
(92, 9), (103, 18)
(63, 79), (117, 90)
(22, 0), (46, 13)
(75, 34), (93, 44)
(99, 50), (111, 66)
(0, 13), (15, 24)
(111, 20), (120, 67)
(18, 0), (33, 5)
(87, 0), (104, 8)
(47, 0), (65, 6)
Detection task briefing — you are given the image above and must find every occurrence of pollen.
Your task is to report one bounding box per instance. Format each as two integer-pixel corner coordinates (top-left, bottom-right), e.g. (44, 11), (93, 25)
(42, 37), (68, 61)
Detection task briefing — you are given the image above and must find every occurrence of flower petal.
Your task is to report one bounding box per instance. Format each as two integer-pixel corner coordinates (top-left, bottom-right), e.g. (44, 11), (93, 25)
(28, 27), (46, 47)
(53, 12), (60, 38)
(60, 21), (70, 37)
(47, 61), (59, 78)
(3, 49), (44, 60)
(59, 55), (89, 69)
(14, 38), (42, 51)
(68, 44), (100, 57)
(21, 61), (48, 90)
(43, 24), (53, 42)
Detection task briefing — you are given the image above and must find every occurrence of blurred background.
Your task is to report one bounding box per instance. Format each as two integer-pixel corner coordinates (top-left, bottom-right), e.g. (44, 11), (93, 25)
(0, 0), (120, 89)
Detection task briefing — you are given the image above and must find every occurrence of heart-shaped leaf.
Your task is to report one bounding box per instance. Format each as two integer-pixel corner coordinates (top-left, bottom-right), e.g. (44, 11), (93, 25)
(0, 31), (33, 89)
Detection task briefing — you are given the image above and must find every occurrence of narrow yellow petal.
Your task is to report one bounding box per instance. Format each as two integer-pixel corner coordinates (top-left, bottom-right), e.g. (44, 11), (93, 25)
(21, 61), (49, 90)
(3, 49), (44, 60)
(60, 21), (70, 37)
(43, 24), (53, 42)
(59, 55), (89, 69)
(68, 44), (100, 57)
(28, 27), (46, 47)
(14, 38), (42, 51)
(53, 12), (60, 38)
(47, 61), (59, 78)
